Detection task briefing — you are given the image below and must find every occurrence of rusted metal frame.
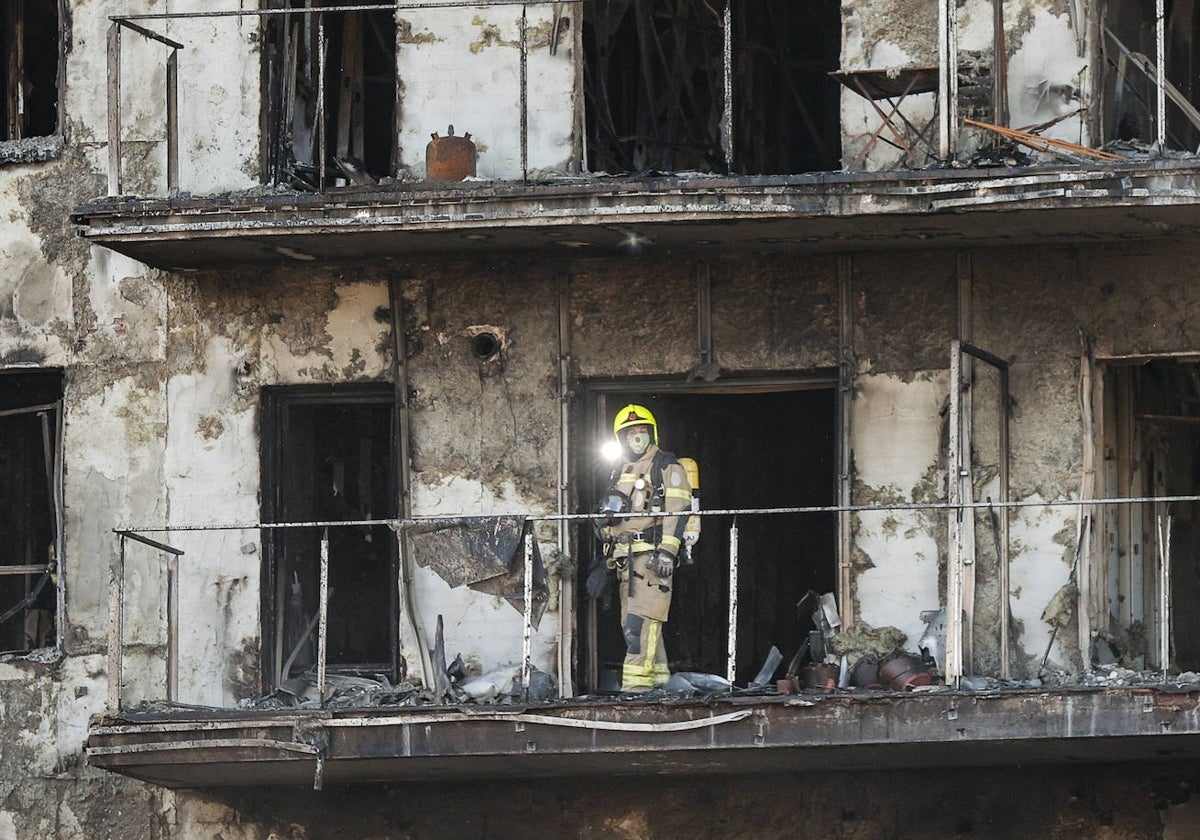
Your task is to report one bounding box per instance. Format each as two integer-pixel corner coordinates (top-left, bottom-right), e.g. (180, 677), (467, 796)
(520, 4), (528, 183)
(720, 1), (733, 170)
(851, 76), (922, 168)
(1157, 511), (1172, 673)
(335, 12), (362, 160)
(522, 527), (534, 699)
(112, 531), (185, 701)
(167, 552), (180, 702)
(556, 274), (574, 697)
(992, 0), (1008, 127)
(937, 0), (959, 159)
(956, 265), (976, 678)
(1156, 0), (1166, 149)
(318, 14), (327, 189)
(108, 534), (126, 712)
(6, 0), (22, 140)
(106, 20), (184, 196)
(0, 565), (54, 576)
(726, 518), (738, 683)
(957, 341), (1013, 675)
(114, 2), (575, 21)
(696, 263), (713, 368)
(317, 528), (330, 705)
(836, 255), (854, 628)
(166, 49), (179, 192)
(947, 341), (966, 686)
(0, 402), (58, 418)
(1077, 338), (1098, 672)
(107, 22), (122, 195)
(388, 277), (433, 688)
(965, 118), (1124, 162)
(114, 19), (186, 50)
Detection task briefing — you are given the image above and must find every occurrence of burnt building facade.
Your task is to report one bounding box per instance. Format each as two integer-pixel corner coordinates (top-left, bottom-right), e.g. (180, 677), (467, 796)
(3, 0), (1200, 837)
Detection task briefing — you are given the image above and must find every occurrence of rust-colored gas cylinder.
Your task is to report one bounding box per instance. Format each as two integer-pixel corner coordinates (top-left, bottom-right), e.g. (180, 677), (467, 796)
(426, 125), (477, 180)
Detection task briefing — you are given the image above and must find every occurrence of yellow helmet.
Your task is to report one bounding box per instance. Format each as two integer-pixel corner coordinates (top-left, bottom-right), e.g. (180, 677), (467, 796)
(613, 403), (658, 445)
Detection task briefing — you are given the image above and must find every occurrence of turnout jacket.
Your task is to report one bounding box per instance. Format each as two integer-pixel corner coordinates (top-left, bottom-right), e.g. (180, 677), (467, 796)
(606, 444), (692, 561)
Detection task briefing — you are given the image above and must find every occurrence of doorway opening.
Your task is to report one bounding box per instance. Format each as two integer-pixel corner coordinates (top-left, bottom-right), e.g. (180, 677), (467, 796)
(577, 381), (838, 689)
(1099, 359), (1200, 672)
(260, 384), (398, 689)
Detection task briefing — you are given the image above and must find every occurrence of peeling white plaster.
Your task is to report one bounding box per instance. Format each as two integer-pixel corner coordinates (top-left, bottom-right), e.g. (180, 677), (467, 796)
(261, 282), (390, 383)
(852, 371), (947, 491)
(1006, 8), (1087, 143)
(1008, 496), (1077, 666)
(396, 8), (576, 179)
(325, 282), (392, 378)
(856, 510), (941, 645)
(165, 336), (261, 706)
(54, 655), (109, 770)
(410, 475), (559, 679)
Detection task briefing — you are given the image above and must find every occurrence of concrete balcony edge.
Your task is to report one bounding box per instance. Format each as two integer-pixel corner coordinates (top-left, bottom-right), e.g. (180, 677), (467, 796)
(71, 162), (1200, 270)
(85, 686), (1200, 788)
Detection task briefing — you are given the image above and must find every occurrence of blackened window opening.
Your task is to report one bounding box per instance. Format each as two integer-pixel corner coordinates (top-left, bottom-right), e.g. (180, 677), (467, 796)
(1, 0), (60, 141)
(260, 386), (399, 689)
(264, 2), (397, 189)
(0, 370), (63, 655)
(582, 0), (841, 176)
(1102, 0), (1200, 151)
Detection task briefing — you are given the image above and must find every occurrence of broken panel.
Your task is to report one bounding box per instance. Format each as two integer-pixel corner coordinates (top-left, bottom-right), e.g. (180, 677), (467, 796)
(582, 0), (840, 175)
(263, 1), (398, 188)
(0, 0), (59, 142)
(0, 369), (63, 654)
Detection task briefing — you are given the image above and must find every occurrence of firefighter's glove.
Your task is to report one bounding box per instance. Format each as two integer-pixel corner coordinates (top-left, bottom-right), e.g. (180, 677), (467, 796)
(651, 551), (676, 578)
(592, 518), (613, 542)
(585, 560), (612, 599)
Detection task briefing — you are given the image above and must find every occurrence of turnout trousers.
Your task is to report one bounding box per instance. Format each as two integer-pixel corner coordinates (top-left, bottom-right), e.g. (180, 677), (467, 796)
(617, 552), (672, 691)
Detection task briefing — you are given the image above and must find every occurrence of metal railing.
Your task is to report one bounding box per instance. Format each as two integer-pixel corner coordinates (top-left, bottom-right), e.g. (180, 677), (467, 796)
(106, 493), (1197, 713)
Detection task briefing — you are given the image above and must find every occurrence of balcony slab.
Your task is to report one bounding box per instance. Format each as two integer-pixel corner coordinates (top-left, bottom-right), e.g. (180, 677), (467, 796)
(86, 686), (1200, 788)
(71, 163), (1200, 270)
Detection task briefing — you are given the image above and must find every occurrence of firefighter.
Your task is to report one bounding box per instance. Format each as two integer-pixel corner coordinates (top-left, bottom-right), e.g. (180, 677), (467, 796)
(586, 404), (691, 692)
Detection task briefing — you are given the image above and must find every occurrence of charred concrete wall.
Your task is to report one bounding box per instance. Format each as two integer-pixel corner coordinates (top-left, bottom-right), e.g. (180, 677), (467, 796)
(3, 0), (1200, 836)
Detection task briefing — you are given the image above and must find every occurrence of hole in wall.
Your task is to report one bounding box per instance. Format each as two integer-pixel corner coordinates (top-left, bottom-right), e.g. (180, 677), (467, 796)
(470, 332), (501, 360)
